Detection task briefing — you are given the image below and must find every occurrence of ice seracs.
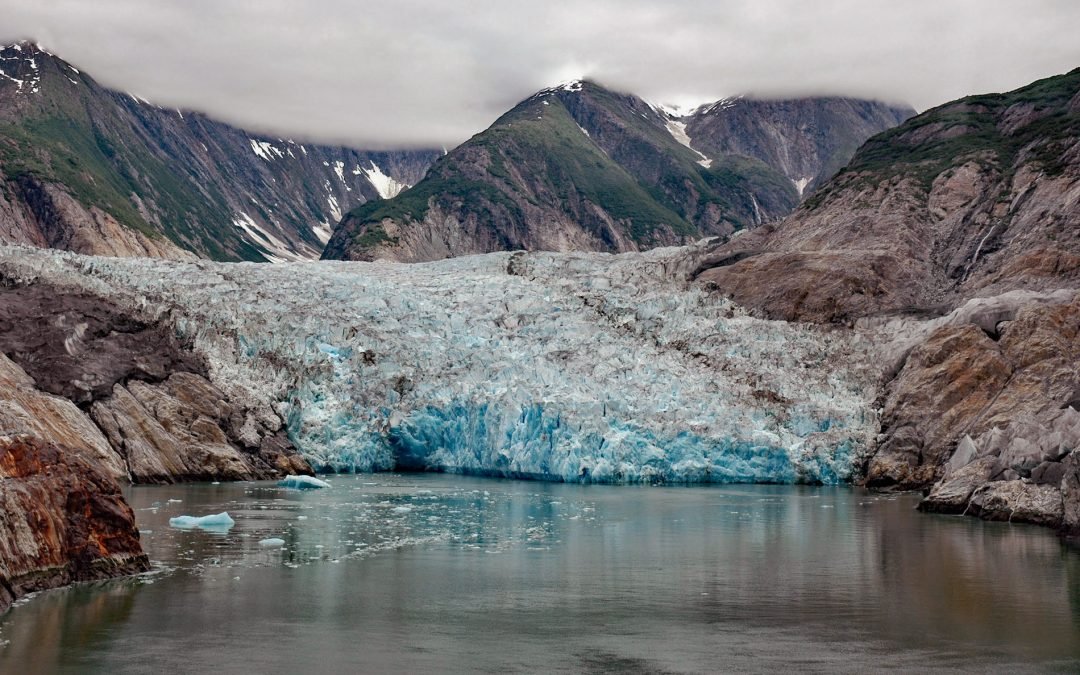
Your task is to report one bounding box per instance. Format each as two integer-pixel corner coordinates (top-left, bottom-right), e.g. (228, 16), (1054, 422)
(0, 244), (885, 485)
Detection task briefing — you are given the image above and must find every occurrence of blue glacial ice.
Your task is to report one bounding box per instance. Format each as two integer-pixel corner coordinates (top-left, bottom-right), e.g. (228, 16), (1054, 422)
(0, 245), (885, 485)
(169, 512), (236, 531)
(278, 474), (331, 489)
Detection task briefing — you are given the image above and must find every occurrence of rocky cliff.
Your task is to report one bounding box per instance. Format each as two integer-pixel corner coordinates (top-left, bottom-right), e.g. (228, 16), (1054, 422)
(696, 68), (1080, 324)
(323, 81), (912, 262)
(0, 435), (149, 614)
(0, 42), (439, 262)
(684, 96), (915, 196)
(694, 67), (1080, 535)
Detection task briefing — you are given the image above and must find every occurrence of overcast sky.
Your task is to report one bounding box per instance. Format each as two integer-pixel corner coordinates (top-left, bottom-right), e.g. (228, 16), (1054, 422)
(2, 0), (1079, 149)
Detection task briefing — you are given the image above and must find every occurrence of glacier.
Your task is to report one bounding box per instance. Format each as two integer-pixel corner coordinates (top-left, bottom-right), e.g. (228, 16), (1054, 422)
(0, 244), (884, 484)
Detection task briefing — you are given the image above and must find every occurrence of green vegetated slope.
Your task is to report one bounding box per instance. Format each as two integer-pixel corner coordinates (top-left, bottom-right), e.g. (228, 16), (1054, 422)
(325, 80), (913, 262)
(0, 42), (438, 261)
(696, 67), (1080, 324)
(324, 81), (805, 261)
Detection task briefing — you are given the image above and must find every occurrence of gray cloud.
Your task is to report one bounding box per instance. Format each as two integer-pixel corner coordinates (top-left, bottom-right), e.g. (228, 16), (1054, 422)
(1, 0), (1079, 148)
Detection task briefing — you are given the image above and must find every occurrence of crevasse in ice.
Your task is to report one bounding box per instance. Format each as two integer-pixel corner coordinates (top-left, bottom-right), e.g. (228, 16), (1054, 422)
(0, 245), (883, 484)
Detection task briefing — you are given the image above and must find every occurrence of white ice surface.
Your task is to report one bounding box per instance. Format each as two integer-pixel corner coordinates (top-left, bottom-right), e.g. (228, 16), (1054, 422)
(0, 245), (884, 485)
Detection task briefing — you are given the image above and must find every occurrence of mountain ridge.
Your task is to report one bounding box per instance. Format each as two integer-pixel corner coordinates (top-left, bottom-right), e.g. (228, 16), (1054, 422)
(0, 41), (440, 261)
(322, 79), (914, 262)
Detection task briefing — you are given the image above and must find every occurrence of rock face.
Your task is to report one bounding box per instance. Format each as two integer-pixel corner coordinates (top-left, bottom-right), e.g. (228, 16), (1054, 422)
(0, 42), (439, 262)
(323, 81), (912, 263)
(0, 281), (312, 483)
(696, 68), (1080, 324)
(903, 297), (1080, 531)
(684, 96), (914, 195)
(0, 435), (149, 614)
(90, 374), (309, 483)
(0, 348), (127, 481)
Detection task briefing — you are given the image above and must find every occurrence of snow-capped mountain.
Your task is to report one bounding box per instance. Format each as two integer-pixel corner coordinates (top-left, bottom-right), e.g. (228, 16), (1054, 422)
(0, 42), (440, 262)
(323, 79), (913, 262)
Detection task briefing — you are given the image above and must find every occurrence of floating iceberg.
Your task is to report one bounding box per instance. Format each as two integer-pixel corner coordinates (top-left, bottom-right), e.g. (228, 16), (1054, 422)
(169, 512), (235, 531)
(0, 245), (885, 485)
(258, 537), (286, 547)
(278, 475), (331, 489)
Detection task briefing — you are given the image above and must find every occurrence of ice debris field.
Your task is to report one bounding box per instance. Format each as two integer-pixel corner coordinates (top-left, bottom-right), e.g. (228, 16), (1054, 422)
(0, 244), (883, 484)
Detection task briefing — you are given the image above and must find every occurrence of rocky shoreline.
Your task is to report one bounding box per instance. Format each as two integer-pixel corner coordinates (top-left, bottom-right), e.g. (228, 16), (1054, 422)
(0, 279), (312, 612)
(0, 435), (149, 614)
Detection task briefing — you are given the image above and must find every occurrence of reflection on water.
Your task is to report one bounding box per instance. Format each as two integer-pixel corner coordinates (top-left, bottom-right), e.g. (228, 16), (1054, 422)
(2, 475), (1079, 673)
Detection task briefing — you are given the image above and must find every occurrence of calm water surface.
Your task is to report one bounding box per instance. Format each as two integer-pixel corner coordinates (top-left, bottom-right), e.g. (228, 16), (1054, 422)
(2, 474), (1079, 674)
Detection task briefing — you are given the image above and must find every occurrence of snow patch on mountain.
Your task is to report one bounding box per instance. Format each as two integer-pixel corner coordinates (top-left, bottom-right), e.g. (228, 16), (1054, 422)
(325, 182), (342, 222)
(250, 139), (286, 161)
(360, 162), (407, 200)
(0, 245), (884, 484)
(664, 119), (712, 168)
(0, 46), (41, 94)
(794, 177), (813, 198)
(312, 222), (333, 245)
(699, 96), (743, 115)
(232, 212), (310, 262)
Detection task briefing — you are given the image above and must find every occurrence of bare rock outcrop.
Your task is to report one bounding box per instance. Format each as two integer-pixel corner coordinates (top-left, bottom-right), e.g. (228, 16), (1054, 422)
(0, 281), (312, 483)
(695, 68), (1080, 324)
(90, 374), (309, 483)
(0, 435), (149, 614)
(875, 296), (1080, 532)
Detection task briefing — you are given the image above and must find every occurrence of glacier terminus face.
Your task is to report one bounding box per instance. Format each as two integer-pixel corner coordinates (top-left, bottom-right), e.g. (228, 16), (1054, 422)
(0, 244), (883, 484)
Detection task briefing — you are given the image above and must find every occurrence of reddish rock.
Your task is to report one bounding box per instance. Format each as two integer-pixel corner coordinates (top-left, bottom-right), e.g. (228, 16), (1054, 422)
(0, 435), (149, 614)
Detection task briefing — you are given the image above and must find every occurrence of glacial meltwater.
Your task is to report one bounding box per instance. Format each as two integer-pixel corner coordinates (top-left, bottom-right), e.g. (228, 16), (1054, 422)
(2, 475), (1079, 674)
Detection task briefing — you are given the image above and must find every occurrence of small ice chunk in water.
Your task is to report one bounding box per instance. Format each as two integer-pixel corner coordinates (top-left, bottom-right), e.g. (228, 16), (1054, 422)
(259, 537), (286, 547)
(278, 475), (331, 490)
(169, 512), (235, 531)
(392, 506), (413, 514)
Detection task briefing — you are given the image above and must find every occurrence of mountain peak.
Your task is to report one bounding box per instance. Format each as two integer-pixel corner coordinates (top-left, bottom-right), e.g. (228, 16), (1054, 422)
(530, 78), (611, 100)
(0, 41), (50, 95)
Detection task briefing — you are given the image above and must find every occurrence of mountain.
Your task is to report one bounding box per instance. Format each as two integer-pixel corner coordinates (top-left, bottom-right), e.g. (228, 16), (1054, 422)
(0, 42), (440, 261)
(695, 67), (1080, 323)
(322, 81), (913, 262)
(693, 67), (1080, 524)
